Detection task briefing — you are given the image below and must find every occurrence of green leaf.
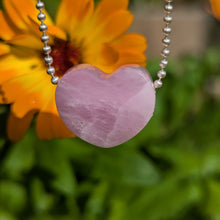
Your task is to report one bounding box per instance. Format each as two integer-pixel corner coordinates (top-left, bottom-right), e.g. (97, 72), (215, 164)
(56, 138), (95, 162)
(205, 179), (220, 220)
(93, 150), (160, 186)
(36, 140), (77, 196)
(108, 197), (127, 220)
(0, 181), (27, 214)
(28, 215), (73, 220)
(0, 105), (7, 115)
(83, 182), (109, 220)
(123, 176), (202, 220)
(44, 0), (60, 18)
(0, 210), (17, 220)
(149, 143), (220, 178)
(30, 178), (55, 215)
(1, 130), (35, 180)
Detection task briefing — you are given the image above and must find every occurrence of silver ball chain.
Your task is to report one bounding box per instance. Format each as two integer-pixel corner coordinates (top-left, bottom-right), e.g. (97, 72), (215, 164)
(36, 0), (59, 85)
(36, 0), (173, 88)
(154, 0), (173, 89)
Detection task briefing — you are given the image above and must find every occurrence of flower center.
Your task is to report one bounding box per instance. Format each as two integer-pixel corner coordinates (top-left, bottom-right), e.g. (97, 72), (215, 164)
(50, 39), (82, 77)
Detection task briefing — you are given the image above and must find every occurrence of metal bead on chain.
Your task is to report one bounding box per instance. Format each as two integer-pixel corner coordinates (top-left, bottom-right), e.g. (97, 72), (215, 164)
(154, 0), (173, 89)
(36, 0), (59, 85)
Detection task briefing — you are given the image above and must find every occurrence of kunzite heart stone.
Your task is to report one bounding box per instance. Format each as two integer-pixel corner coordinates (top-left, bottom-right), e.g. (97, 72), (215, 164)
(55, 64), (156, 148)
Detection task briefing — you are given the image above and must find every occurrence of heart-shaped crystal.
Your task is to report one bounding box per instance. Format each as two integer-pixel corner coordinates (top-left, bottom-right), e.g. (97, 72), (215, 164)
(55, 64), (156, 148)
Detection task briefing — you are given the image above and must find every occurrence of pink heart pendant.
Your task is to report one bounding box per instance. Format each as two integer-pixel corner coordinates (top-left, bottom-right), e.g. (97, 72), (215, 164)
(55, 64), (156, 148)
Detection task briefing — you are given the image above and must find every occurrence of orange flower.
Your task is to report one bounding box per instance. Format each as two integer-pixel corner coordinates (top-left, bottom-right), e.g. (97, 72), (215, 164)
(210, 0), (220, 20)
(0, 0), (147, 141)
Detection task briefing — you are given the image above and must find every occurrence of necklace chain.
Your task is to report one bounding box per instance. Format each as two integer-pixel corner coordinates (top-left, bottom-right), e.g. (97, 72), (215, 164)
(36, 0), (173, 88)
(36, 0), (59, 85)
(154, 0), (173, 89)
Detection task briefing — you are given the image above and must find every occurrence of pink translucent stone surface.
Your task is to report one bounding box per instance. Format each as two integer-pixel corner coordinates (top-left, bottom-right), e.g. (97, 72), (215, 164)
(55, 64), (156, 148)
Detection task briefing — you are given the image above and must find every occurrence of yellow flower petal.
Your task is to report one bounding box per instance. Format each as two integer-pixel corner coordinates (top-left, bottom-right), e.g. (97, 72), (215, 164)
(118, 51), (146, 66)
(0, 69), (17, 92)
(36, 112), (75, 140)
(69, 0), (129, 46)
(3, 0), (27, 30)
(210, 0), (220, 20)
(3, 0), (53, 32)
(84, 42), (119, 66)
(28, 17), (67, 41)
(84, 10), (133, 46)
(2, 75), (42, 117)
(0, 43), (10, 56)
(7, 111), (35, 142)
(56, 0), (94, 33)
(6, 34), (43, 50)
(100, 10), (133, 40)
(36, 85), (75, 140)
(100, 43), (119, 65)
(0, 10), (16, 40)
(96, 50), (146, 73)
(85, 33), (147, 72)
(0, 55), (40, 85)
(47, 25), (67, 41)
(113, 33), (147, 53)
(1, 67), (56, 118)
(34, 81), (75, 140)
(0, 54), (51, 118)
(95, 0), (128, 21)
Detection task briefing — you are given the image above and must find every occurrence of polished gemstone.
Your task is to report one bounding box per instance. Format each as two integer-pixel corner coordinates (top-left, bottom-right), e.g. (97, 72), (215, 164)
(55, 64), (156, 148)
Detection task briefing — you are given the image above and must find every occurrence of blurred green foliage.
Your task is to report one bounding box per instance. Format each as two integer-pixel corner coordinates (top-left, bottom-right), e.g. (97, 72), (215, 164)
(1, 0), (220, 220)
(1, 48), (220, 219)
